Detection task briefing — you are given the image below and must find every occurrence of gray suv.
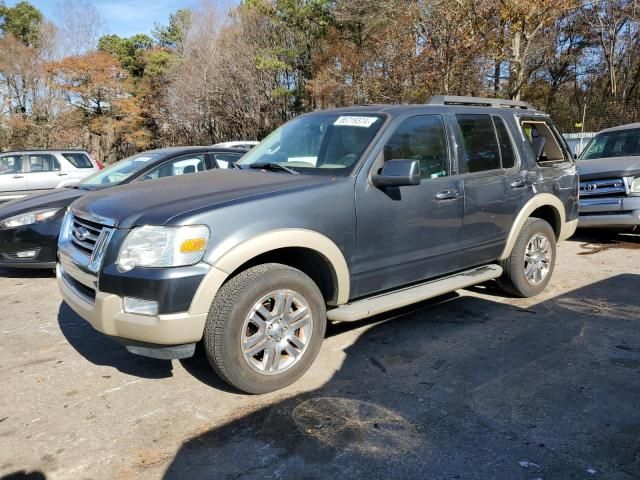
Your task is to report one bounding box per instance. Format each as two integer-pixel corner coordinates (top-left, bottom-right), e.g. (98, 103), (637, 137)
(0, 150), (100, 202)
(57, 96), (578, 393)
(577, 122), (640, 229)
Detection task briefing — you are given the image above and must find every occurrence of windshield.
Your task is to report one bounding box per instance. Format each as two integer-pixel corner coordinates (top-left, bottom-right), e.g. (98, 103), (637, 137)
(580, 127), (640, 160)
(80, 153), (163, 187)
(238, 114), (385, 175)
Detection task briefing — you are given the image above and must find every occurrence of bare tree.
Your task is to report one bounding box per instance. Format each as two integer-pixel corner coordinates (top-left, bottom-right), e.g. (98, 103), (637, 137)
(54, 0), (105, 56)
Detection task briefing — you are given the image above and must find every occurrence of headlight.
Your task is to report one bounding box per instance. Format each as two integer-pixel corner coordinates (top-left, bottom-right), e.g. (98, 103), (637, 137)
(117, 225), (210, 271)
(631, 177), (640, 193)
(0, 208), (61, 229)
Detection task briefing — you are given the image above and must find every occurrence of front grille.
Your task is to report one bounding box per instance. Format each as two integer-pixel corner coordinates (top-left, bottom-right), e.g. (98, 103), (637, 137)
(66, 213), (114, 273)
(579, 178), (626, 197)
(580, 210), (634, 217)
(70, 216), (106, 255)
(61, 270), (96, 303)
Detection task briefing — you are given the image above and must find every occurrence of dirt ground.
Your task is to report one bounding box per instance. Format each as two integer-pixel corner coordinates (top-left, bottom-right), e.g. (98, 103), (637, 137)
(1, 230), (639, 480)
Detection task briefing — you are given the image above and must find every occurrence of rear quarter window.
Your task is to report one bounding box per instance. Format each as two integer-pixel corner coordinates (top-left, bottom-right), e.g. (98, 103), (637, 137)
(455, 114), (501, 172)
(62, 152), (94, 168)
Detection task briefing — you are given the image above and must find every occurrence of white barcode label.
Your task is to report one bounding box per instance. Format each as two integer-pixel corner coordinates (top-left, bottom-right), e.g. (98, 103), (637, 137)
(333, 116), (379, 128)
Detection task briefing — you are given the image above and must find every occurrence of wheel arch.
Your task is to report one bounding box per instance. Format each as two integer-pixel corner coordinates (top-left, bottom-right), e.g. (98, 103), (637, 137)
(189, 229), (350, 316)
(499, 194), (566, 260)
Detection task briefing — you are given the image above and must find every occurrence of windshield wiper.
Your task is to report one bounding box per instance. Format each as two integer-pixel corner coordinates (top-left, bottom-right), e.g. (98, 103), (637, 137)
(248, 162), (299, 175)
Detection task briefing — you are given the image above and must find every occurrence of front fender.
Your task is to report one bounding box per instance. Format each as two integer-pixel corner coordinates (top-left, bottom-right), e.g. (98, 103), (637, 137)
(188, 228), (350, 316)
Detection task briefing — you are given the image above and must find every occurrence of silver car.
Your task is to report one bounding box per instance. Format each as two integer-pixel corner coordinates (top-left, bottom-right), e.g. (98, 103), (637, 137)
(0, 150), (101, 202)
(577, 123), (640, 229)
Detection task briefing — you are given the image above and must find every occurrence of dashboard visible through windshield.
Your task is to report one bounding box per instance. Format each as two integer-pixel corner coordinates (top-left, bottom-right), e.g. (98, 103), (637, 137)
(581, 127), (640, 160)
(80, 153), (163, 188)
(238, 114), (386, 175)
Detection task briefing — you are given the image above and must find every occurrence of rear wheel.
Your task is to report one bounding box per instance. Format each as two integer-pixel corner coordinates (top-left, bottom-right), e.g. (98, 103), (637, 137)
(203, 263), (326, 394)
(498, 218), (556, 297)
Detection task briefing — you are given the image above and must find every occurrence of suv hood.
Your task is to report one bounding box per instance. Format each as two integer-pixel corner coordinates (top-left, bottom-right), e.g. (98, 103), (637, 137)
(578, 155), (640, 181)
(71, 169), (334, 228)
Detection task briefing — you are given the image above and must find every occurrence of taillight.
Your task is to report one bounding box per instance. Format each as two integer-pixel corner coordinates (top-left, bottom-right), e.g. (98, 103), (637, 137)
(89, 153), (103, 170)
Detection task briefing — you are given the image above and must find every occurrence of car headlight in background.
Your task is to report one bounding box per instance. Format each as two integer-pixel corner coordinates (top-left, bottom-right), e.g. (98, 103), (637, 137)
(631, 177), (640, 194)
(117, 225), (210, 271)
(0, 208), (61, 229)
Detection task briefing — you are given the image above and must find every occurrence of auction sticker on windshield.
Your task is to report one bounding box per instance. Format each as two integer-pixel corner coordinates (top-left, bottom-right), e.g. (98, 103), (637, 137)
(334, 116), (379, 128)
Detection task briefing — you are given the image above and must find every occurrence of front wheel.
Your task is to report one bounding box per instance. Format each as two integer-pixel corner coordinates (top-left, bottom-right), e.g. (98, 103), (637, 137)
(203, 263), (326, 394)
(498, 218), (556, 298)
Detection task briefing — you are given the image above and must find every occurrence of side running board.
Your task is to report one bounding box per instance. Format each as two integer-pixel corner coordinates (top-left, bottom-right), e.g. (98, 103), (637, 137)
(327, 265), (503, 322)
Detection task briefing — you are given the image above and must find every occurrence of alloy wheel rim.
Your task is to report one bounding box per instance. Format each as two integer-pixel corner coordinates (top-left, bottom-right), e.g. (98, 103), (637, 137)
(241, 289), (313, 375)
(524, 233), (552, 286)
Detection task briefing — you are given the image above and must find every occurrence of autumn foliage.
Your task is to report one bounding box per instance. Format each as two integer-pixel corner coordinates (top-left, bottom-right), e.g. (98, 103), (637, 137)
(1, 0), (640, 162)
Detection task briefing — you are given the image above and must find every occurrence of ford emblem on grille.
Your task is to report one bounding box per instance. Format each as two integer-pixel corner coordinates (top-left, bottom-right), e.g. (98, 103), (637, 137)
(74, 226), (91, 241)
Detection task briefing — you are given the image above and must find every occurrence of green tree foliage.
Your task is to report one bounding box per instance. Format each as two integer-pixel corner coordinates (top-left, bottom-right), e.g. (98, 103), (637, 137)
(152, 8), (190, 49)
(2, 1), (640, 158)
(0, 0), (44, 46)
(97, 33), (154, 78)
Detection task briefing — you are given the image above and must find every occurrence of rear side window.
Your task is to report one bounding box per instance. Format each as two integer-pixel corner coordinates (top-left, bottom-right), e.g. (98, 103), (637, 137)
(521, 120), (567, 163)
(383, 115), (449, 179)
(0, 155), (23, 174)
(456, 114), (501, 173)
(493, 116), (516, 169)
(28, 154), (60, 172)
(141, 154), (206, 180)
(62, 152), (94, 168)
(211, 153), (242, 168)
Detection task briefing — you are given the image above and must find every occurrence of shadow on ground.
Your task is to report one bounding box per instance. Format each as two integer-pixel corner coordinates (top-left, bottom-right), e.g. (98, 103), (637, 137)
(571, 229), (640, 256)
(162, 274), (640, 479)
(0, 471), (46, 480)
(57, 302), (174, 379)
(0, 267), (54, 279)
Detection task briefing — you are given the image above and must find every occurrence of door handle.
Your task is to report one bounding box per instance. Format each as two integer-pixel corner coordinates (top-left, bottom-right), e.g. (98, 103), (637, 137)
(12, 175), (24, 179)
(510, 180), (526, 189)
(57, 172), (68, 176)
(435, 190), (459, 200)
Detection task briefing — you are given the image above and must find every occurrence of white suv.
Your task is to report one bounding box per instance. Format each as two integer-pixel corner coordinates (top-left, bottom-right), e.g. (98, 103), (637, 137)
(0, 150), (101, 202)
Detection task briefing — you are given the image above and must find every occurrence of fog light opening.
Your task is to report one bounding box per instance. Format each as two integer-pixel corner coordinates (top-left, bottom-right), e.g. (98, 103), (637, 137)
(123, 297), (158, 316)
(16, 250), (38, 259)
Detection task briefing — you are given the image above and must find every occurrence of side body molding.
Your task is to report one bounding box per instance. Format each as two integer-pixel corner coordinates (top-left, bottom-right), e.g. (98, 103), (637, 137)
(499, 193), (575, 260)
(189, 229), (350, 316)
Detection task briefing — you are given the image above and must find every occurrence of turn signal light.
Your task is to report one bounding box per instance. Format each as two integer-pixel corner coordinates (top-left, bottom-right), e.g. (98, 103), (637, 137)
(180, 238), (207, 253)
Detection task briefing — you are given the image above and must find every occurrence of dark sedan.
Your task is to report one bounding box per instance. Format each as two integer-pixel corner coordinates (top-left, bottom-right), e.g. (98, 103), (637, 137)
(0, 146), (245, 269)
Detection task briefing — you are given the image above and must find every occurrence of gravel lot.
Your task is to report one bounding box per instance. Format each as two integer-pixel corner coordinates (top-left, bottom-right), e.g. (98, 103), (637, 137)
(1, 231), (639, 480)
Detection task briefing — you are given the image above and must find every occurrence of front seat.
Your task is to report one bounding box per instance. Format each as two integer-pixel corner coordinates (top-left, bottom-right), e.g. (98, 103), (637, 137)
(530, 127), (546, 161)
(182, 165), (196, 174)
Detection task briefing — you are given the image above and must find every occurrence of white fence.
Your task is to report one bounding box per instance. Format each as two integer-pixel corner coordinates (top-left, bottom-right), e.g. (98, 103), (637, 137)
(563, 132), (597, 157)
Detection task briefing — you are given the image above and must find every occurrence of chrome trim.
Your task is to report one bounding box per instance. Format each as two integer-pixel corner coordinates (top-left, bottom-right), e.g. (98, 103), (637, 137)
(58, 251), (98, 290)
(87, 227), (114, 273)
(579, 178), (625, 197)
(71, 236), (97, 251)
(73, 218), (103, 234)
(60, 265), (95, 305)
(69, 206), (117, 227)
(579, 198), (623, 207)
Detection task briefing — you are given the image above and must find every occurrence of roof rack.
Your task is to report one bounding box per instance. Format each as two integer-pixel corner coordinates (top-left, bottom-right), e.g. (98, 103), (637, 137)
(428, 95), (535, 110)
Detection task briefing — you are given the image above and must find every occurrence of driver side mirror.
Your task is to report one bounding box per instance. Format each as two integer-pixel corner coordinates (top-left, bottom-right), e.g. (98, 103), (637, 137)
(371, 159), (421, 188)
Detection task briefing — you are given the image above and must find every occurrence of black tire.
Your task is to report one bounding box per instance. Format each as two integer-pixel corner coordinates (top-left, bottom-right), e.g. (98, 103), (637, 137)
(203, 263), (326, 394)
(498, 218), (556, 298)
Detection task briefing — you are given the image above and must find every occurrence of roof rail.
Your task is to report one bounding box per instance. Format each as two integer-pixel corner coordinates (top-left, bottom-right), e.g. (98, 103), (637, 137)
(428, 95), (535, 110)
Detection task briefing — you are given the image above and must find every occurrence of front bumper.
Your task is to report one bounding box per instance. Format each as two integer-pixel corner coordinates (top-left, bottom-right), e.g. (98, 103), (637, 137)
(578, 196), (640, 228)
(57, 257), (209, 348)
(0, 221), (59, 269)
